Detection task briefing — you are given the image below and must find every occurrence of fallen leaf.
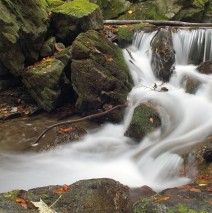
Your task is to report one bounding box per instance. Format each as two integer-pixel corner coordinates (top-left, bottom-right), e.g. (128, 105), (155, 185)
(58, 127), (73, 134)
(190, 188), (201, 192)
(128, 10), (133, 14)
(154, 196), (170, 201)
(16, 197), (28, 209)
(149, 117), (154, 123)
(31, 199), (57, 213)
(206, 187), (212, 192)
(178, 185), (192, 189)
(55, 184), (70, 194)
(199, 183), (207, 186)
(103, 54), (113, 62)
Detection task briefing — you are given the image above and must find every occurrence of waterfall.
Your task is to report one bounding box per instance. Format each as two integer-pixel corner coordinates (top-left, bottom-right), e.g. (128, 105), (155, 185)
(0, 28), (212, 193)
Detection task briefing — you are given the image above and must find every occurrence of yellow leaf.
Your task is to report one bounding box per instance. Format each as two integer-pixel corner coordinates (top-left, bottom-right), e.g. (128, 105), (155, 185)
(128, 10), (133, 14)
(199, 183), (207, 186)
(149, 117), (154, 123)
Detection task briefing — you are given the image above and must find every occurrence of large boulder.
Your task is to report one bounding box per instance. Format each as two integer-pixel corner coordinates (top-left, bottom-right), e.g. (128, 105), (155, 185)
(21, 46), (74, 112)
(50, 0), (103, 45)
(90, 0), (131, 19)
(71, 30), (133, 122)
(0, 178), (133, 213)
(125, 103), (161, 142)
(0, 0), (48, 76)
(151, 28), (175, 82)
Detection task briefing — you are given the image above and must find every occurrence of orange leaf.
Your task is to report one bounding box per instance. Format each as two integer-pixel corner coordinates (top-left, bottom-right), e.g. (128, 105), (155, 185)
(58, 127), (73, 134)
(55, 184), (70, 193)
(209, 201), (212, 205)
(178, 185), (192, 189)
(154, 196), (170, 201)
(206, 187), (212, 192)
(16, 197), (26, 203)
(190, 188), (201, 192)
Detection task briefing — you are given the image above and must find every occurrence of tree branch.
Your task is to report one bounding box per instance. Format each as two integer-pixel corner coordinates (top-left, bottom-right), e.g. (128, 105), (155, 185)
(31, 103), (128, 147)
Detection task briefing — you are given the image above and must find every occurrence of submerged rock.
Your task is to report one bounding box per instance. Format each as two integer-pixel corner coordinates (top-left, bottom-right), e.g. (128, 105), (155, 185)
(125, 103), (161, 142)
(71, 30), (133, 122)
(0, 0), (48, 76)
(151, 28), (175, 82)
(50, 0), (103, 44)
(182, 75), (201, 94)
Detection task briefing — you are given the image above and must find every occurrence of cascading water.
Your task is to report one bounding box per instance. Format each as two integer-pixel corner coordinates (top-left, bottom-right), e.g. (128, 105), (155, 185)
(0, 28), (212, 193)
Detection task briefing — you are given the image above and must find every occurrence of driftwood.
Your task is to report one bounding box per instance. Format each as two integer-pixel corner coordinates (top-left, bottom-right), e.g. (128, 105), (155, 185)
(104, 20), (212, 27)
(31, 103), (128, 147)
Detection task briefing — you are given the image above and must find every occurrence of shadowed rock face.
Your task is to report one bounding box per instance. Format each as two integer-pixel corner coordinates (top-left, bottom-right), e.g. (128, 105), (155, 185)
(0, 0), (49, 76)
(71, 30), (133, 122)
(151, 28), (175, 82)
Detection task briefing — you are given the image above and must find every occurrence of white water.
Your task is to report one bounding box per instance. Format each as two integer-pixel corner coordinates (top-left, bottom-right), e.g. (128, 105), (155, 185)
(1, 28), (212, 193)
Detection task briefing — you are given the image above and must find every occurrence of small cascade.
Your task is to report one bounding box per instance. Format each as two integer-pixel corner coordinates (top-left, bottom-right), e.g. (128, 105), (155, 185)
(0, 27), (212, 193)
(172, 28), (212, 65)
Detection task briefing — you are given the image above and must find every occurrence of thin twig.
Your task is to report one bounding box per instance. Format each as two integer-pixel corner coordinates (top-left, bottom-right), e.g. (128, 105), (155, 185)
(31, 103), (128, 147)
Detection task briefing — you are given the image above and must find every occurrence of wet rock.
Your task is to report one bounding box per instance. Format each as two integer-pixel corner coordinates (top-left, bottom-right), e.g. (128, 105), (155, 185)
(71, 30), (133, 122)
(203, 146), (212, 162)
(38, 125), (87, 152)
(50, 0), (103, 45)
(0, 179), (133, 212)
(151, 28), (175, 82)
(183, 76), (201, 94)
(0, 0), (48, 76)
(197, 60), (212, 75)
(125, 103), (161, 142)
(130, 185), (156, 203)
(90, 0), (131, 19)
(133, 183), (212, 213)
(21, 46), (74, 112)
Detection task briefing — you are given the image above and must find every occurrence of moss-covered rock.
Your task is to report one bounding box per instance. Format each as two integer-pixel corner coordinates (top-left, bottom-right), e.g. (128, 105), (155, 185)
(134, 183), (212, 212)
(71, 30), (133, 122)
(125, 103), (161, 142)
(21, 46), (74, 112)
(90, 0), (131, 19)
(151, 28), (175, 82)
(0, 0), (49, 76)
(50, 0), (103, 44)
(118, 2), (168, 20)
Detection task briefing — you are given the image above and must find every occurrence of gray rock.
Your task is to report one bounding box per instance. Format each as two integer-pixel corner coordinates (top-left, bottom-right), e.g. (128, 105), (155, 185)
(197, 60), (212, 75)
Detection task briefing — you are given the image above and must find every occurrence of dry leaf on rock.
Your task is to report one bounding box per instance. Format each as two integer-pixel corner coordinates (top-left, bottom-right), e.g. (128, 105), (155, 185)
(31, 199), (57, 213)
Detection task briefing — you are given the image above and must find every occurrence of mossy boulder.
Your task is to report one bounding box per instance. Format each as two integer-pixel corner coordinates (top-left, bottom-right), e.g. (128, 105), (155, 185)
(71, 30), (133, 122)
(125, 103), (161, 142)
(151, 28), (175, 82)
(0, 0), (48, 76)
(39, 37), (57, 58)
(0, 179), (133, 212)
(50, 0), (103, 45)
(118, 2), (168, 20)
(21, 46), (73, 112)
(90, 0), (131, 19)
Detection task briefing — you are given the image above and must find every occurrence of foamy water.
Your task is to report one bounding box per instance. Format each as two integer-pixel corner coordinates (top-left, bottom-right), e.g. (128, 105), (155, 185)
(0, 28), (212, 193)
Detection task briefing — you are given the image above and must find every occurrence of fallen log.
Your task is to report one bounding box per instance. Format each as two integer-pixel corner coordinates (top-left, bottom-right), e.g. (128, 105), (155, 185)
(104, 20), (212, 27)
(30, 103), (128, 147)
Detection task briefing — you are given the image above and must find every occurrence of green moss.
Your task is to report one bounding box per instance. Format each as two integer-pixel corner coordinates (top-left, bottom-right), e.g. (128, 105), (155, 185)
(176, 204), (208, 213)
(3, 190), (19, 199)
(52, 0), (99, 17)
(193, 0), (207, 8)
(118, 2), (168, 20)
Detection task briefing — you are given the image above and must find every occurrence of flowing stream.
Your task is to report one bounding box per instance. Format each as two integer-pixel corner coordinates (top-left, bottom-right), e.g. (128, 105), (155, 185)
(0, 28), (212, 193)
